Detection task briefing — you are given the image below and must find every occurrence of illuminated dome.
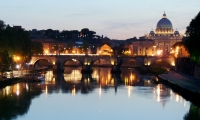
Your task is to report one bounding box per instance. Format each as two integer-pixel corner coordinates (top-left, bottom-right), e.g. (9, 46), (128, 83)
(155, 12), (174, 34)
(156, 13), (173, 29)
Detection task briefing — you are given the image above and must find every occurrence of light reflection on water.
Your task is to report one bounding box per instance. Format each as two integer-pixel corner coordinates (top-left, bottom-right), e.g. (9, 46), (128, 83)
(0, 67), (197, 120)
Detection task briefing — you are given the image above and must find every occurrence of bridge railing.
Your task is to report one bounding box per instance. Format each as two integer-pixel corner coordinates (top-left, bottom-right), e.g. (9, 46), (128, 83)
(33, 54), (114, 57)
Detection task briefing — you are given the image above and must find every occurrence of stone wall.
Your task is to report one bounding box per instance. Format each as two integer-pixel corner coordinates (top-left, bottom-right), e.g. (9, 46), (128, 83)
(176, 57), (200, 79)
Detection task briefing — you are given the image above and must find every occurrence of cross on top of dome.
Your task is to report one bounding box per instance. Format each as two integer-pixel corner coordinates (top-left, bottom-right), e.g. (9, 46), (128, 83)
(163, 11), (167, 18)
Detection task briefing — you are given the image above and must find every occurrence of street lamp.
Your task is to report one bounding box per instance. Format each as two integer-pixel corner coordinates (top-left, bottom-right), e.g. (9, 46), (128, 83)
(16, 64), (20, 76)
(13, 55), (22, 76)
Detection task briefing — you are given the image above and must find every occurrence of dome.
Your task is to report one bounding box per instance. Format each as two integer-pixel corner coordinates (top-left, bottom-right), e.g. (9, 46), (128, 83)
(174, 30), (179, 34)
(149, 30), (155, 36)
(174, 29), (180, 36)
(150, 30), (155, 34)
(156, 12), (173, 29)
(102, 36), (110, 40)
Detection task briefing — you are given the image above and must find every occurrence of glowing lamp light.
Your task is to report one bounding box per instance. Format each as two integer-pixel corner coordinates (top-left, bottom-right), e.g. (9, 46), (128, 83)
(111, 60), (114, 65)
(171, 61), (175, 66)
(16, 65), (20, 69)
(16, 56), (20, 61)
(84, 62), (90, 65)
(157, 50), (163, 55)
(45, 50), (49, 54)
(72, 59), (77, 62)
(13, 55), (21, 62)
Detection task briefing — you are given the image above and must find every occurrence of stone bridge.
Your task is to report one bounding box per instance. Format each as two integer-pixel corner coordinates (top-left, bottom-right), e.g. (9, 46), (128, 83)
(29, 54), (176, 73)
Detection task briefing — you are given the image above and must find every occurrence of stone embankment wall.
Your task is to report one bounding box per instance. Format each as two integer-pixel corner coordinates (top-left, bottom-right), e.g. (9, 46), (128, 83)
(176, 57), (200, 79)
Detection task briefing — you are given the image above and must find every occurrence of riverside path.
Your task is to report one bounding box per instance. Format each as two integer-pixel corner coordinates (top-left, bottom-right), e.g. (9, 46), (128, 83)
(159, 71), (200, 93)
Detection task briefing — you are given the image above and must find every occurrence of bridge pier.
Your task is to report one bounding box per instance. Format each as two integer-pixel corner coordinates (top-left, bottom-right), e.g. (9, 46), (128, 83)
(53, 61), (64, 73)
(111, 57), (122, 74)
(80, 54), (93, 74)
(111, 65), (121, 74)
(81, 65), (93, 74)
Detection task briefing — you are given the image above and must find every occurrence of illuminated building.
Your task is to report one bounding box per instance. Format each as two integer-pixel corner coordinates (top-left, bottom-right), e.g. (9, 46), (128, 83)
(98, 44), (113, 55)
(145, 12), (183, 56)
(172, 42), (189, 58)
(130, 39), (156, 56)
(32, 39), (67, 55)
(130, 12), (183, 57)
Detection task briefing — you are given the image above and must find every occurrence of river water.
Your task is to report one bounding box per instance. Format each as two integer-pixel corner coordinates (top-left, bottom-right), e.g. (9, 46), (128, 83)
(0, 67), (198, 120)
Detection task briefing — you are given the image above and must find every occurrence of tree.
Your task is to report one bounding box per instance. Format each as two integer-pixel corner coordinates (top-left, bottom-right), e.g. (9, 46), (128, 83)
(184, 104), (200, 120)
(0, 19), (41, 63)
(31, 41), (43, 55)
(185, 12), (200, 64)
(0, 50), (13, 75)
(0, 20), (5, 30)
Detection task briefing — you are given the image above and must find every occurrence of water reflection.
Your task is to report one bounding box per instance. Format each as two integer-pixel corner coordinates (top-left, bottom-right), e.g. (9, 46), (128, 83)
(40, 67), (179, 104)
(0, 83), (42, 120)
(0, 67), (195, 120)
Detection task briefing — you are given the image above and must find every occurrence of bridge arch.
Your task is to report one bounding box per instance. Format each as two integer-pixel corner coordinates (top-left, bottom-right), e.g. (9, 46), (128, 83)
(91, 58), (112, 67)
(150, 58), (172, 70)
(122, 58), (143, 67)
(32, 58), (54, 69)
(61, 58), (82, 68)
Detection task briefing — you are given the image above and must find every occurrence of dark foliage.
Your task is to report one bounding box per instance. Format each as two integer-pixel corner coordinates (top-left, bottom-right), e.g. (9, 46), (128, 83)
(0, 20), (43, 72)
(0, 50), (12, 74)
(185, 12), (200, 64)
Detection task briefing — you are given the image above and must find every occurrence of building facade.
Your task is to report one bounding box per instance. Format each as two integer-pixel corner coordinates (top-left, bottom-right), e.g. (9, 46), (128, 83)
(130, 39), (156, 56)
(145, 12), (183, 56)
(98, 44), (113, 55)
(130, 12), (183, 57)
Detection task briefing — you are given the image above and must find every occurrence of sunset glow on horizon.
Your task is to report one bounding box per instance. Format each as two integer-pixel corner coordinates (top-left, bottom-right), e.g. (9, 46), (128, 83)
(0, 0), (199, 39)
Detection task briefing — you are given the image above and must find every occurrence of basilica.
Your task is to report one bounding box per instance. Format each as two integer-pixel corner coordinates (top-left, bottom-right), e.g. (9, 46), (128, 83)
(130, 12), (183, 56)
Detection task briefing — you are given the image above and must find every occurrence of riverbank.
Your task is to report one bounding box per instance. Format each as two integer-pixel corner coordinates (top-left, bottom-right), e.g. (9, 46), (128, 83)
(0, 69), (46, 88)
(157, 71), (200, 106)
(0, 78), (24, 88)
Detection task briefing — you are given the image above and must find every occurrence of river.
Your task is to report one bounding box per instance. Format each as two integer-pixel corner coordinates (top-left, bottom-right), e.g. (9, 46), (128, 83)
(0, 67), (198, 120)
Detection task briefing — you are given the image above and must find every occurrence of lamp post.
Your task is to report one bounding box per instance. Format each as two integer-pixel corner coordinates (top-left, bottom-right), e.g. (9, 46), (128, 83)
(16, 64), (20, 77)
(13, 55), (21, 77)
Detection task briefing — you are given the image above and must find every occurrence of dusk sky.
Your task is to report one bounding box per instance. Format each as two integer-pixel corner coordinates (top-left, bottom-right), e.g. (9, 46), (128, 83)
(0, 0), (199, 39)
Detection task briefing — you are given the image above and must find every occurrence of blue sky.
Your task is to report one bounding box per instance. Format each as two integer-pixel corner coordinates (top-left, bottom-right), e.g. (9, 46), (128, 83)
(0, 0), (199, 39)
